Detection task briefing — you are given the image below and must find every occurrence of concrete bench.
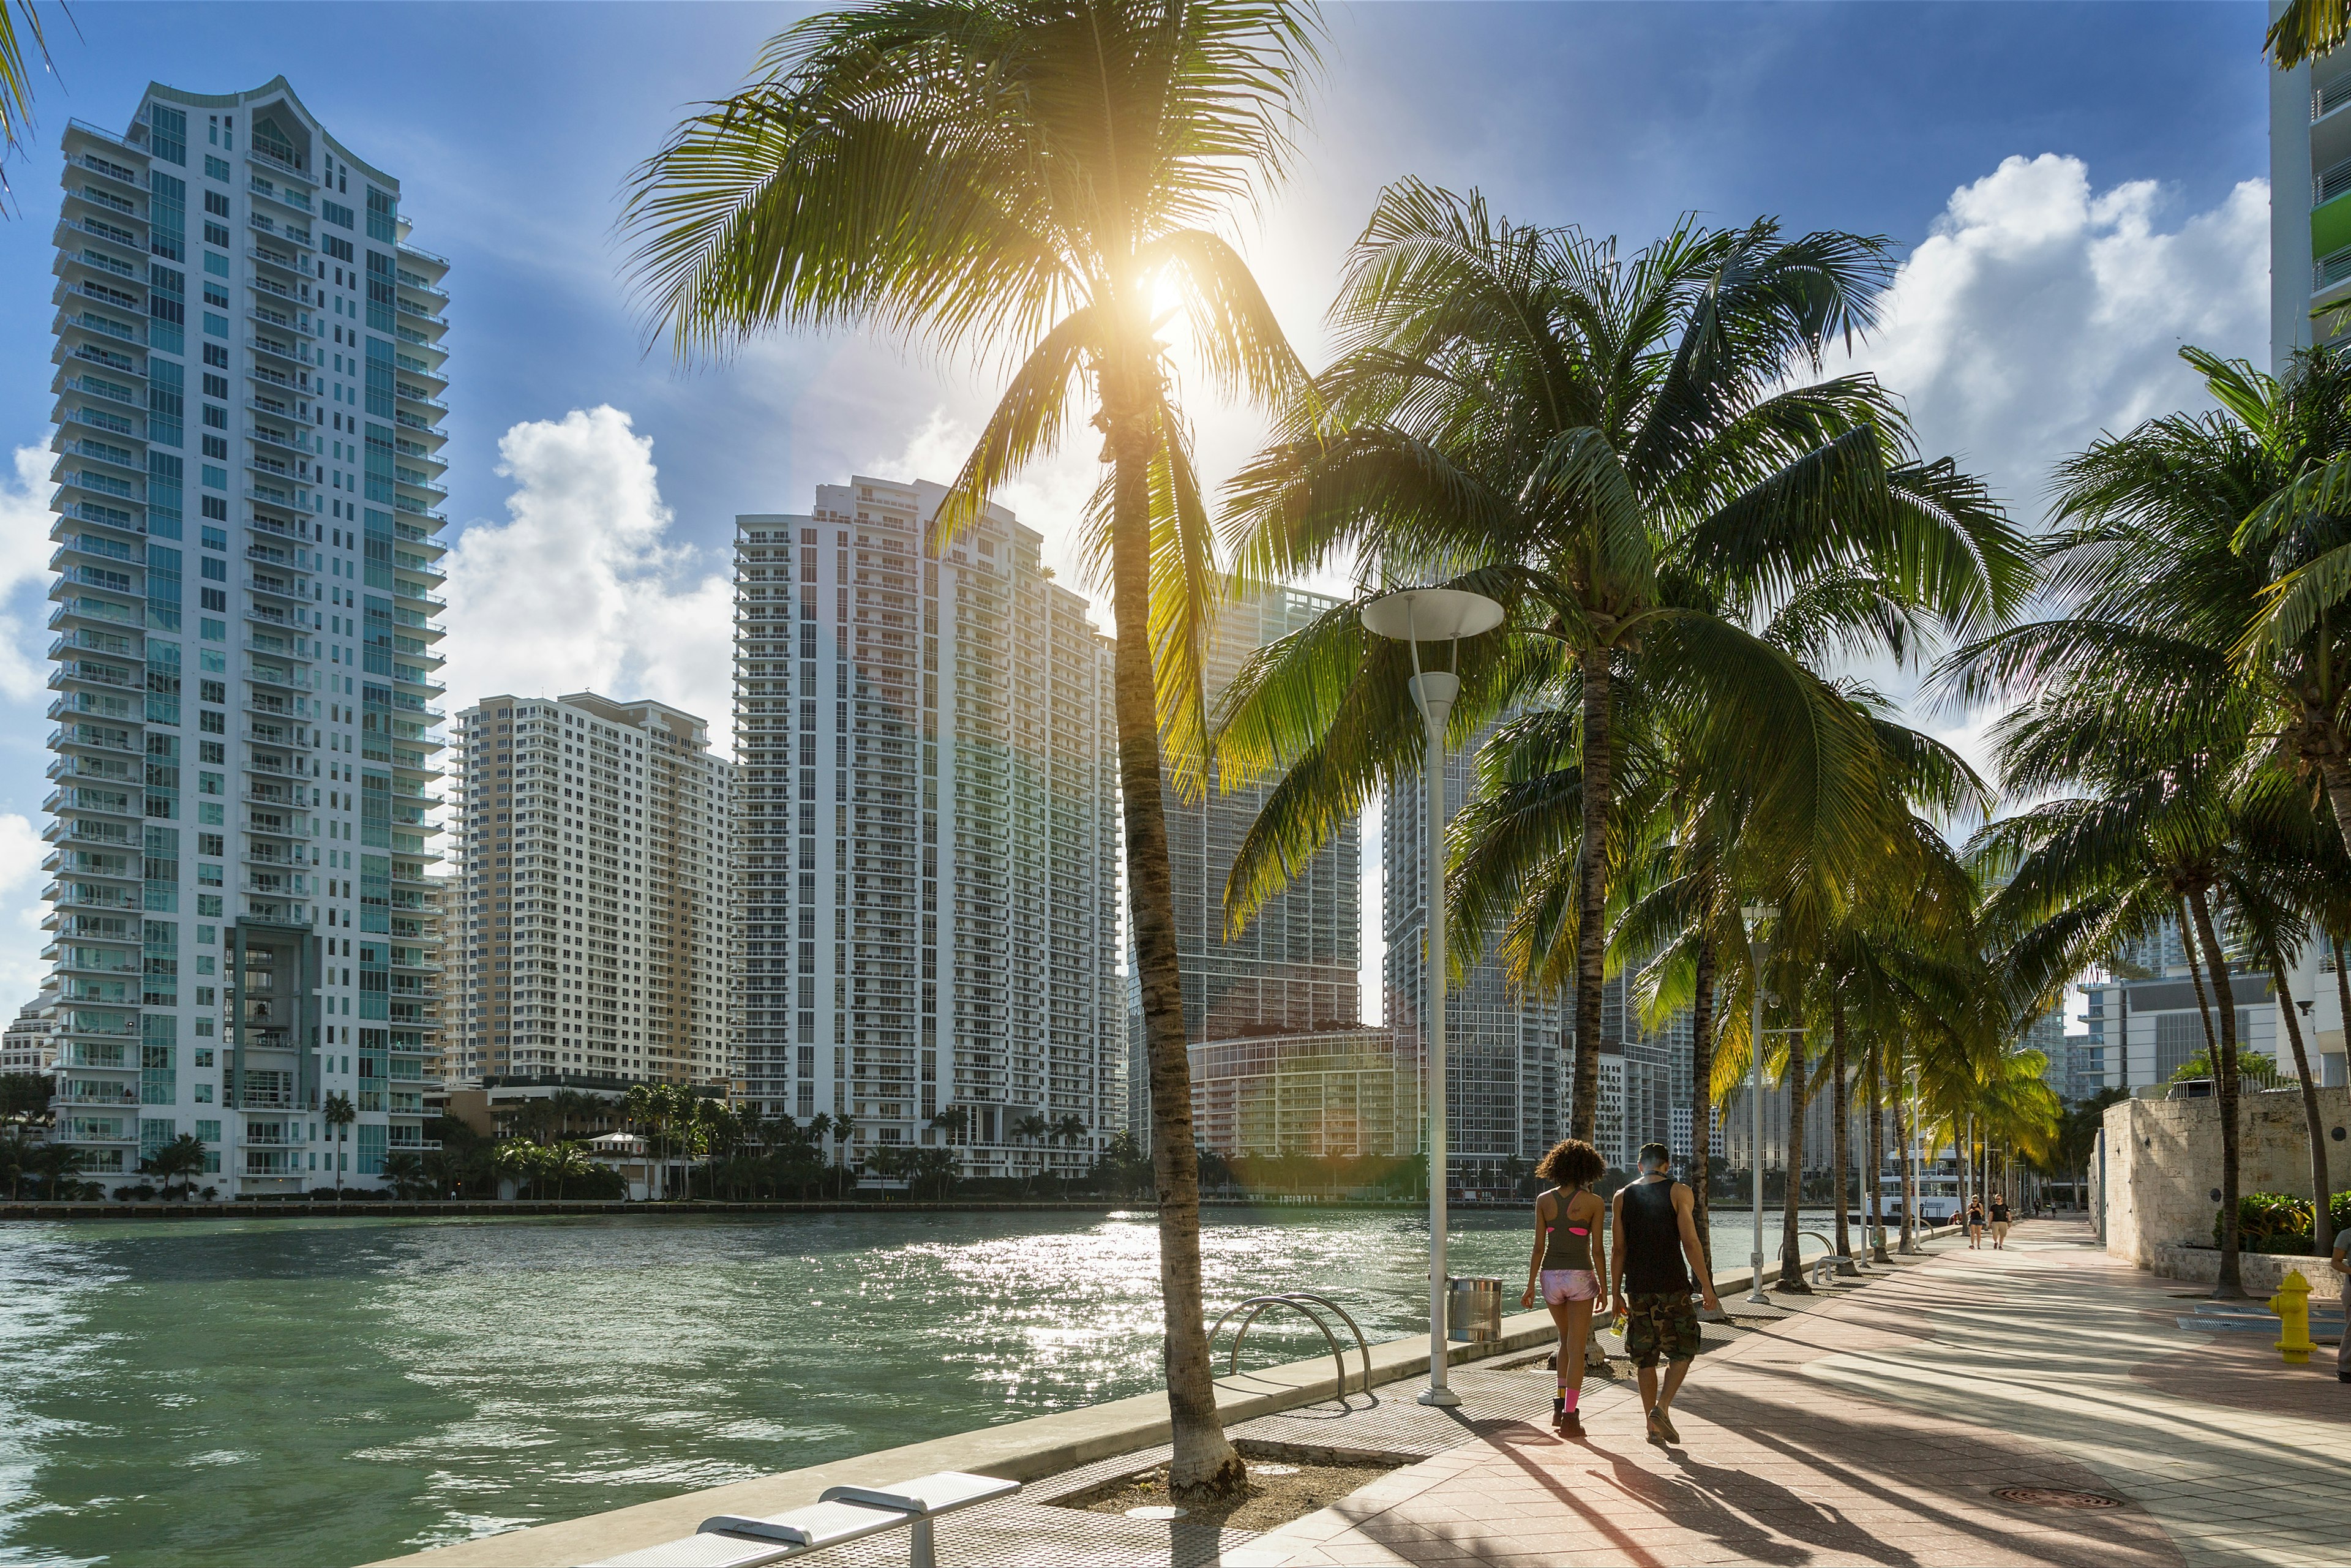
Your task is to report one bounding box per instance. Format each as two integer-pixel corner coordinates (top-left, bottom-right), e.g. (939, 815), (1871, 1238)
(585, 1471), (1019, 1568)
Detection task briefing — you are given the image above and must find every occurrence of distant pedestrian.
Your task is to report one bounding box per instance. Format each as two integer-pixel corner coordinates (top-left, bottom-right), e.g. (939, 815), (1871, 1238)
(1609, 1142), (1721, 1448)
(1966, 1199), (1985, 1248)
(1521, 1138), (1607, 1435)
(2333, 1226), (2349, 1384)
(1989, 1193), (2012, 1249)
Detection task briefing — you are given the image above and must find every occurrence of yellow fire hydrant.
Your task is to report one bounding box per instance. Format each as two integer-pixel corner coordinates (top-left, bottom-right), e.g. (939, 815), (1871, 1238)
(2269, 1270), (2315, 1365)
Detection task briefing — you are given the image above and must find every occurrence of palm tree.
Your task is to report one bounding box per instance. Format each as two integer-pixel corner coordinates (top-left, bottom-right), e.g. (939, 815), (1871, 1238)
(0, 0), (58, 209)
(829, 1112), (858, 1199)
(623, 2), (1319, 1498)
(381, 1151), (429, 1200)
(1941, 350), (2351, 1298)
(1218, 187), (2025, 1153)
(26, 1140), (84, 1199)
(544, 1141), (596, 1201)
(323, 1090), (356, 1197)
(2267, 0), (2347, 67)
(139, 1133), (209, 1199)
(492, 1139), (545, 1199)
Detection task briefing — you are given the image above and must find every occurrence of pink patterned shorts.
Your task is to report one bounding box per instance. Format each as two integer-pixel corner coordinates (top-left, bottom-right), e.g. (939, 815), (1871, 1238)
(1540, 1269), (1600, 1305)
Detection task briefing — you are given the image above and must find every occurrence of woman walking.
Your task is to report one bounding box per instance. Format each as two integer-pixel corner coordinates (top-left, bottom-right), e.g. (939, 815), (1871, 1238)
(1989, 1192), (2012, 1250)
(1521, 1139), (1608, 1435)
(1965, 1196), (1986, 1249)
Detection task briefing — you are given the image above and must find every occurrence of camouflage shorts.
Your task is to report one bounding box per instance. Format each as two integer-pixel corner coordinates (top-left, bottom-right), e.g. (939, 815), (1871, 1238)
(1623, 1291), (1701, 1368)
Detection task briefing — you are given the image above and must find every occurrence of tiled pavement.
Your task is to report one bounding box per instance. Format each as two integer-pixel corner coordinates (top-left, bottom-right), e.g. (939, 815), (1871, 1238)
(1229, 1224), (2347, 1568)
(760, 1226), (2346, 1566)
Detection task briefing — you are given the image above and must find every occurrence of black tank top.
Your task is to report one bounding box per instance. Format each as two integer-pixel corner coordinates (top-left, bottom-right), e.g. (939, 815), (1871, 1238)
(1620, 1179), (1689, 1294)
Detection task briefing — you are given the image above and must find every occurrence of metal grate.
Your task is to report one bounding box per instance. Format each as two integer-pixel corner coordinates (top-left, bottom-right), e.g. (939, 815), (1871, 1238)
(1993, 1486), (2125, 1510)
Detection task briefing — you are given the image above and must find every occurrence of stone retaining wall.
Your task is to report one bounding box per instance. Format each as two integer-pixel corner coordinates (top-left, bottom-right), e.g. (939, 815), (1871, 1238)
(2151, 1242), (2344, 1297)
(2098, 1087), (2350, 1268)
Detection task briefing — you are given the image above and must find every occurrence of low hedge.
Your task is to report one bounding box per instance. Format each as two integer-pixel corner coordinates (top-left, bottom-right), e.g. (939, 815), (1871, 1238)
(2213, 1190), (2351, 1253)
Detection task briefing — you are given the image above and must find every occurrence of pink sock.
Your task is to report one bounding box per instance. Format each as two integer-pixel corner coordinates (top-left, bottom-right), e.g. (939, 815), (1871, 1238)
(1562, 1389), (1580, 1413)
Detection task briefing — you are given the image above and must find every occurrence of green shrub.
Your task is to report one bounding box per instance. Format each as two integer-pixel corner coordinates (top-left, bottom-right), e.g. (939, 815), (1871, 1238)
(2216, 1190), (2330, 1250)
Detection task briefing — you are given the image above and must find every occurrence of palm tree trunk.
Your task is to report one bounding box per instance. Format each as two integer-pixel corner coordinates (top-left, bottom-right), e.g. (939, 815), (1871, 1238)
(1689, 934), (1715, 1274)
(1894, 1074), (1915, 1254)
(2181, 898), (2220, 1070)
(1830, 1000), (1850, 1267)
(2268, 948), (2334, 1258)
(2185, 887), (2246, 1299)
(1776, 1033), (1810, 1291)
(1865, 1038), (1890, 1263)
(2319, 757), (2351, 864)
(1101, 381), (1241, 1501)
(1570, 653), (1611, 1142)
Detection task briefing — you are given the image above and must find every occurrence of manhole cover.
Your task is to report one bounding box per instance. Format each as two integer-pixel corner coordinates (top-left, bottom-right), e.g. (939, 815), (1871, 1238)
(1994, 1487), (2124, 1510)
(1125, 1506), (1189, 1520)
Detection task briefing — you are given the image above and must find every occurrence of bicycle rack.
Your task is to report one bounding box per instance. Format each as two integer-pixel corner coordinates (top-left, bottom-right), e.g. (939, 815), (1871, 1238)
(1207, 1292), (1376, 1406)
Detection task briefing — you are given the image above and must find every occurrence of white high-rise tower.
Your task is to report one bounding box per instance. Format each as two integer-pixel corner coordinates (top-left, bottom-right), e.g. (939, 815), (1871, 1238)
(731, 479), (1122, 1179)
(44, 80), (448, 1194)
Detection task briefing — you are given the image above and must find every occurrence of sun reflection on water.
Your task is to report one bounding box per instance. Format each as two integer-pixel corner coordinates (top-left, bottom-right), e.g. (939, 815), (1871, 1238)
(0, 1208), (1531, 1568)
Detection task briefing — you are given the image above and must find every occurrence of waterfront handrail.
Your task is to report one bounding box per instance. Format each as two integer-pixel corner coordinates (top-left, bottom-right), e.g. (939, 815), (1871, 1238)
(1209, 1291), (1374, 1401)
(585, 1469), (1018, 1568)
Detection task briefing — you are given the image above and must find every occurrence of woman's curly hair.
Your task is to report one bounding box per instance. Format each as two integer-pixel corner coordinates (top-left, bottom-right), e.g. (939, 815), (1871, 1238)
(1534, 1138), (1605, 1188)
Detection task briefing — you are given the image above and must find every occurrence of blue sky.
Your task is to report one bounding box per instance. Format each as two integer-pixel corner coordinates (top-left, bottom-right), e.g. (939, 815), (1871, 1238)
(0, 2), (2278, 1005)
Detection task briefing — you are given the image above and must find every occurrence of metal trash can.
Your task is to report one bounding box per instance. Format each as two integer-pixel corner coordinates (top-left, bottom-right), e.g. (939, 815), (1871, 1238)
(1448, 1277), (1502, 1344)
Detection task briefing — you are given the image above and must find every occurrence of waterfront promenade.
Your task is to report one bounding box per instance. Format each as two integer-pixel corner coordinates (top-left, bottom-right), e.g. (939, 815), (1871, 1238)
(1233, 1222), (2345, 1568)
(369, 1220), (2347, 1568)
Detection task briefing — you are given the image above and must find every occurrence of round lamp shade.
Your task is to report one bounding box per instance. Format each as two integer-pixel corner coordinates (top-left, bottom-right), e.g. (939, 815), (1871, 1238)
(1360, 587), (1505, 643)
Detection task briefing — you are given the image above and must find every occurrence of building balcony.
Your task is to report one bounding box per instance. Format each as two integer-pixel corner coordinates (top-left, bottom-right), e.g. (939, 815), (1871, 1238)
(46, 787), (141, 822)
(241, 634), (313, 666)
(245, 575), (311, 606)
(248, 176), (312, 216)
(247, 334), (304, 368)
(246, 212), (313, 250)
(242, 602), (307, 640)
(55, 500), (146, 541)
(246, 144), (314, 187)
(56, 440), (146, 479)
(249, 242), (307, 279)
(59, 373), (145, 412)
(247, 307), (317, 343)
(57, 276), (148, 315)
(62, 180), (141, 222)
(56, 212), (146, 264)
(58, 339), (143, 380)
(58, 307), (146, 348)
(244, 483), (315, 517)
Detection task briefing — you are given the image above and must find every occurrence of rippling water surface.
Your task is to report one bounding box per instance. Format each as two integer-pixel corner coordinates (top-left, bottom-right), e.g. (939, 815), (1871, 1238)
(0, 1208), (1553, 1568)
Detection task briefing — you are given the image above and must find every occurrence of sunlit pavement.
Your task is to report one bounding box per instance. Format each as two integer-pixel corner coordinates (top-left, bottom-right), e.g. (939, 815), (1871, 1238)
(1228, 1222), (2346, 1567)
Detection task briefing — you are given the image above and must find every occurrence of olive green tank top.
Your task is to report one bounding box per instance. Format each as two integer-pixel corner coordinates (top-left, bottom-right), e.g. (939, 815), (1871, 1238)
(1541, 1191), (1595, 1272)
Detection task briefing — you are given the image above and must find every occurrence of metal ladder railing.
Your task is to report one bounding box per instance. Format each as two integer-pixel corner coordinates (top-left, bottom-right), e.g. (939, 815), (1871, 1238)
(1207, 1291), (1376, 1405)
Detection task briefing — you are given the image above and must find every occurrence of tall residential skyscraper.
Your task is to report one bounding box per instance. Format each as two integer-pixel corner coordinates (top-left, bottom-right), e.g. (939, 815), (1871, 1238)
(1383, 722), (1565, 1176)
(447, 694), (737, 1089)
(1169, 587), (1360, 1038)
(731, 478), (1122, 1179)
(2271, 45), (2351, 364)
(45, 81), (448, 1193)
(1127, 585), (1368, 1144)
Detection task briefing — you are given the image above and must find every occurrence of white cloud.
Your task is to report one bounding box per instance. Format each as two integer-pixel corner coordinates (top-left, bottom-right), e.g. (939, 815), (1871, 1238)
(0, 445), (62, 700)
(438, 407), (737, 748)
(1832, 153), (2269, 522)
(0, 811), (49, 1005)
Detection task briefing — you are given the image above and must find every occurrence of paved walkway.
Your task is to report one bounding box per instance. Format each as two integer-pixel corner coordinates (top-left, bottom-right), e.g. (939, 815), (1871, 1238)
(1227, 1223), (2347, 1568)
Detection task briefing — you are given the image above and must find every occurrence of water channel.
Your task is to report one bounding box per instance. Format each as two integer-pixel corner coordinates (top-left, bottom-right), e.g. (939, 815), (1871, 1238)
(0, 1204), (1848, 1567)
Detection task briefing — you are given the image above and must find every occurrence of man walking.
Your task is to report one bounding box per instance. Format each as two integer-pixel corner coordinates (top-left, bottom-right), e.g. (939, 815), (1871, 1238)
(1609, 1142), (1722, 1447)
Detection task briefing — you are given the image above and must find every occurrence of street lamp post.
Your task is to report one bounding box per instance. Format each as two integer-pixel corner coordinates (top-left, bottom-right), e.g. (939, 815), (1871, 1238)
(1741, 903), (1775, 1305)
(1363, 585), (1504, 1409)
